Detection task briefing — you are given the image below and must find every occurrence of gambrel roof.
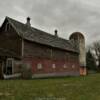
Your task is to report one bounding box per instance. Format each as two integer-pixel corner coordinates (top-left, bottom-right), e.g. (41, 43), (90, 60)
(4, 16), (79, 53)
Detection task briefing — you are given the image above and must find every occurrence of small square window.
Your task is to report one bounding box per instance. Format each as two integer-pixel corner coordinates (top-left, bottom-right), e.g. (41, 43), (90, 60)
(37, 63), (42, 70)
(52, 64), (56, 69)
(63, 64), (67, 68)
(72, 65), (75, 69)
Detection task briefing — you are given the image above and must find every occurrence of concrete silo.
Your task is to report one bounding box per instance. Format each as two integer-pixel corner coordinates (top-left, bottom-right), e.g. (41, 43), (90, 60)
(69, 32), (87, 75)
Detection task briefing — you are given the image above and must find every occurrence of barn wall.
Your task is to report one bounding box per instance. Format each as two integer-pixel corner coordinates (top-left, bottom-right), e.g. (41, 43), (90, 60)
(23, 40), (80, 77)
(24, 40), (51, 58)
(13, 60), (22, 74)
(0, 21), (22, 57)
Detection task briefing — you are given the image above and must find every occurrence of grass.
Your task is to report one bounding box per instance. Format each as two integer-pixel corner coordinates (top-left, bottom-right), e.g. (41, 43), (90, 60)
(0, 74), (100, 100)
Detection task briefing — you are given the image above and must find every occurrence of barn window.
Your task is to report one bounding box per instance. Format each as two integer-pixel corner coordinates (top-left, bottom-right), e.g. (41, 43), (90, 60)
(52, 64), (56, 69)
(6, 58), (14, 75)
(72, 65), (75, 69)
(37, 63), (42, 70)
(63, 64), (67, 68)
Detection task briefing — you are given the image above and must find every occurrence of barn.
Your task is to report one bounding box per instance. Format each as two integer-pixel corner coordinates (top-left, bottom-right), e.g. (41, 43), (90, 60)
(0, 16), (86, 79)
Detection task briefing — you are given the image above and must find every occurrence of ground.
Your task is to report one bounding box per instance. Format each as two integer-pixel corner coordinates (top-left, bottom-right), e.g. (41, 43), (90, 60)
(0, 74), (100, 100)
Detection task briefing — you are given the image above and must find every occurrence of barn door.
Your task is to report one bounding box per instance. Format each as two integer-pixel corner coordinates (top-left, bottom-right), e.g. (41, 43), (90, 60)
(0, 61), (3, 79)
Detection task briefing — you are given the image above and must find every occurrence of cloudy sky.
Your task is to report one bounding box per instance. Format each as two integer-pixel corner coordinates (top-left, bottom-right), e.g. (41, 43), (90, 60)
(0, 0), (100, 45)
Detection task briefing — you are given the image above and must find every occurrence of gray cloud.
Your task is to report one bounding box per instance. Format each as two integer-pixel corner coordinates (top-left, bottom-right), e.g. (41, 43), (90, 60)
(0, 0), (100, 45)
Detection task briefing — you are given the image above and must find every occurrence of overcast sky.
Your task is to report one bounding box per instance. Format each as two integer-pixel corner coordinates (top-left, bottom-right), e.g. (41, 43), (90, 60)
(0, 0), (100, 45)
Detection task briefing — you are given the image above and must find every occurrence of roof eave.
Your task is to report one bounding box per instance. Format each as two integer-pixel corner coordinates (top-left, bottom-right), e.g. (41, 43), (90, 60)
(23, 38), (79, 54)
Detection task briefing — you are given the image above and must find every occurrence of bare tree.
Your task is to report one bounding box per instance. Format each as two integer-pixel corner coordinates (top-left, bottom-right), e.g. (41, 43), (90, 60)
(91, 41), (100, 71)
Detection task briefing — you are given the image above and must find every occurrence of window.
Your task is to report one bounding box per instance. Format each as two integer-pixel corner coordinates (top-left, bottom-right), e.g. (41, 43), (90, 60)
(72, 65), (75, 69)
(52, 64), (56, 69)
(6, 58), (14, 75)
(37, 63), (42, 70)
(63, 64), (67, 68)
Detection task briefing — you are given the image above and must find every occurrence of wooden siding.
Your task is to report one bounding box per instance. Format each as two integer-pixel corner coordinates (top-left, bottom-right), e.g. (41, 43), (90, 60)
(24, 40), (78, 60)
(0, 21), (22, 58)
(23, 58), (80, 75)
(23, 40), (80, 76)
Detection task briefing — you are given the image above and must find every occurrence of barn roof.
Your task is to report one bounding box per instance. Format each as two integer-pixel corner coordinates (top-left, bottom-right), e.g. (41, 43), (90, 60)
(5, 16), (79, 53)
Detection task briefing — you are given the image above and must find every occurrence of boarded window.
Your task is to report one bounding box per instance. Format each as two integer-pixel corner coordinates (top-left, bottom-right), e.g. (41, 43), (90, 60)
(52, 64), (56, 69)
(37, 63), (42, 70)
(63, 64), (67, 68)
(72, 65), (75, 69)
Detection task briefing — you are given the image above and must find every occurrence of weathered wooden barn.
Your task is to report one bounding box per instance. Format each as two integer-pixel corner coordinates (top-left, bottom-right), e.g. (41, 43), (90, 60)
(0, 16), (86, 79)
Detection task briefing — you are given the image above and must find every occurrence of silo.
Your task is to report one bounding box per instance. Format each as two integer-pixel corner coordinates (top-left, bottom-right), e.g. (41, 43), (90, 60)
(69, 32), (87, 75)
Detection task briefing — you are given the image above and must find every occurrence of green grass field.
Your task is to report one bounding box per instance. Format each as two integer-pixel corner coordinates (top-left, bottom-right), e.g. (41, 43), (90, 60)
(0, 74), (100, 100)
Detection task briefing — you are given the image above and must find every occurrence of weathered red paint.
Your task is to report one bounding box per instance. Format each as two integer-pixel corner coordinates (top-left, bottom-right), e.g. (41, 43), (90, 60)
(23, 57), (80, 75)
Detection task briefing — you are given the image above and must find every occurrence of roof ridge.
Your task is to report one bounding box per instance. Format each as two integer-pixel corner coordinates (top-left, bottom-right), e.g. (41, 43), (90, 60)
(4, 16), (78, 53)
(6, 16), (25, 25)
(6, 16), (70, 41)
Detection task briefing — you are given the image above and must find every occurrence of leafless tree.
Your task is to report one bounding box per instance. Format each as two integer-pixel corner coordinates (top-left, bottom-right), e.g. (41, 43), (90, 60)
(91, 41), (100, 71)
